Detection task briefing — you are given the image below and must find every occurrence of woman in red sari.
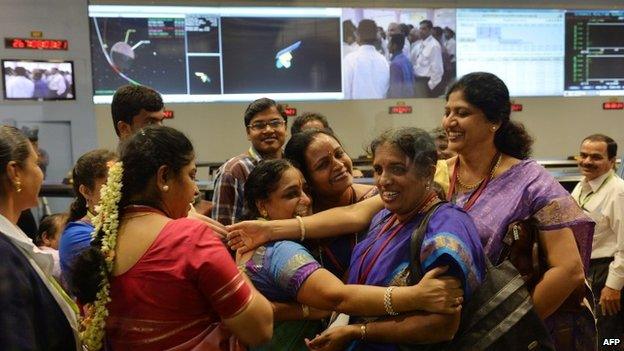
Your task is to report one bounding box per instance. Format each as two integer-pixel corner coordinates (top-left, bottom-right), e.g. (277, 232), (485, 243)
(68, 126), (273, 350)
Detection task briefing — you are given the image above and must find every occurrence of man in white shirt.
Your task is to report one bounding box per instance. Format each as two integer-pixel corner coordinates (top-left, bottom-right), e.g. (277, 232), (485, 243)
(412, 20), (443, 98)
(342, 19), (358, 58)
(408, 28), (423, 65)
(343, 19), (389, 100)
(5, 67), (34, 98)
(571, 134), (624, 346)
(47, 68), (67, 98)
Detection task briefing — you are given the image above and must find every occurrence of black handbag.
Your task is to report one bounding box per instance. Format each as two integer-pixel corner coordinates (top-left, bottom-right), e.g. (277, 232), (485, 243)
(404, 202), (555, 351)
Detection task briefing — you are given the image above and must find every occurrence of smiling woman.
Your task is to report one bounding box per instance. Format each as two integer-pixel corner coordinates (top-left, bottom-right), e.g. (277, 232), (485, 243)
(238, 158), (466, 351)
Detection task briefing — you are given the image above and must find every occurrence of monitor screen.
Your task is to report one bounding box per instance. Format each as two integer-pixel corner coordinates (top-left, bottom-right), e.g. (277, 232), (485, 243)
(2, 59), (75, 100)
(89, 6), (342, 103)
(564, 10), (624, 96)
(456, 9), (565, 97)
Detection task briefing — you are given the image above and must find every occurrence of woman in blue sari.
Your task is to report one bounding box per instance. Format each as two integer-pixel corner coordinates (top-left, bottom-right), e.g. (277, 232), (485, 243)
(230, 129), (487, 350)
(238, 159), (465, 351)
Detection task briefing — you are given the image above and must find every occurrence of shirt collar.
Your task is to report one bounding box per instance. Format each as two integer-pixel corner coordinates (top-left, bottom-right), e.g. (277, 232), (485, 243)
(247, 146), (264, 163)
(358, 44), (378, 52)
(0, 213), (54, 275)
(584, 170), (613, 192)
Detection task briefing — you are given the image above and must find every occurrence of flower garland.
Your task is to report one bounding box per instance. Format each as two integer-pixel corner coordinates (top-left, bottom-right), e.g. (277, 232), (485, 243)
(80, 161), (123, 350)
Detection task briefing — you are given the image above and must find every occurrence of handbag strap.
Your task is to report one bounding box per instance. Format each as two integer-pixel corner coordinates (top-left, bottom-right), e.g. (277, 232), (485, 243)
(409, 201), (447, 284)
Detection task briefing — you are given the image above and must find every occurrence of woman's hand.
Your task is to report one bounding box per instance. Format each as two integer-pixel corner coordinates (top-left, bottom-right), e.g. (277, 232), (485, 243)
(227, 220), (274, 253)
(412, 266), (463, 314)
(305, 325), (359, 351)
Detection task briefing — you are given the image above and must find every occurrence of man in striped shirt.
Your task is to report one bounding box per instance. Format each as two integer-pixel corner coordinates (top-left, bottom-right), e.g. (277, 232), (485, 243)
(212, 98), (287, 225)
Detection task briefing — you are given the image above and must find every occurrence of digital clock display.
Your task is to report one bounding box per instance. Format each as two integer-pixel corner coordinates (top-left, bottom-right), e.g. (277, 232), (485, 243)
(5, 38), (68, 50)
(388, 105), (413, 114)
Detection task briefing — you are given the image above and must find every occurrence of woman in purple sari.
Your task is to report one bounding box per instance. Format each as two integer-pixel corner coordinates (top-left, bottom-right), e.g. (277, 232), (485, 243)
(442, 72), (596, 350)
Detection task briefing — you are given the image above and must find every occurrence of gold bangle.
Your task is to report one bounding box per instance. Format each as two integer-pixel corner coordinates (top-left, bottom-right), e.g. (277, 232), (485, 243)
(360, 323), (367, 340)
(295, 215), (306, 241)
(301, 304), (310, 318)
(384, 286), (399, 316)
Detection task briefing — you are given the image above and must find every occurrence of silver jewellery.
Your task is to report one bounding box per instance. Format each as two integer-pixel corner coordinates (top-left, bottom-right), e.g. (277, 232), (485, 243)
(384, 286), (399, 316)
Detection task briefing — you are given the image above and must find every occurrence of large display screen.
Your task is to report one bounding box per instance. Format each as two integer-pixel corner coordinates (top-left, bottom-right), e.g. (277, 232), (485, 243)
(456, 9), (565, 97)
(89, 5), (624, 102)
(2, 59), (75, 100)
(564, 11), (624, 96)
(89, 6), (342, 103)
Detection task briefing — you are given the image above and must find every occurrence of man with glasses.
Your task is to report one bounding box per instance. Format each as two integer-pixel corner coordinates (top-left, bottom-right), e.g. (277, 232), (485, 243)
(571, 134), (624, 348)
(212, 98), (287, 225)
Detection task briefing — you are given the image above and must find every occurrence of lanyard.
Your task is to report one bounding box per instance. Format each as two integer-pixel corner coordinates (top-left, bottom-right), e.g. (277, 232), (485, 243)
(577, 173), (613, 209)
(355, 192), (437, 284)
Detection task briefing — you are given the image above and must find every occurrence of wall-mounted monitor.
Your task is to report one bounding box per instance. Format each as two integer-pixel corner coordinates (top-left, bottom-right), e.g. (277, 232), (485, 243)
(2, 59), (75, 100)
(564, 10), (624, 96)
(456, 9), (565, 97)
(89, 6), (342, 103)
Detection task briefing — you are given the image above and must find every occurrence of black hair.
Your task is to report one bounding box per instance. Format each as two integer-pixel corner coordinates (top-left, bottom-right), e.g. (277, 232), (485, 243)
(446, 72), (533, 159)
(369, 127), (438, 179)
(583, 134), (617, 159)
(357, 19), (378, 45)
(243, 97), (287, 127)
(284, 128), (343, 184)
(68, 126), (194, 304)
(243, 159), (295, 220)
(399, 23), (410, 37)
(389, 34), (406, 52)
(342, 20), (357, 43)
(444, 27), (455, 38)
(432, 26), (443, 41)
(68, 149), (117, 222)
(290, 112), (331, 135)
(0, 126), (31, 193)
(34, 213), (68, 246)
(111, 85), (164, 136)
(419, 20), (433, 30)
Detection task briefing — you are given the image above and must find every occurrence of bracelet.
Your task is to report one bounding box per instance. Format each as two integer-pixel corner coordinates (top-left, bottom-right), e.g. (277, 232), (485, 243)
(384, 286), (399, 316)
(301, 304), (310, 318)
(295, 215), (306, 241)
(360, 323), (367, 340)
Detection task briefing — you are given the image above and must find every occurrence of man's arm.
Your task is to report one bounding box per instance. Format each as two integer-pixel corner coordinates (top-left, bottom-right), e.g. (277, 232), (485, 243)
(602, 191), (624, 315)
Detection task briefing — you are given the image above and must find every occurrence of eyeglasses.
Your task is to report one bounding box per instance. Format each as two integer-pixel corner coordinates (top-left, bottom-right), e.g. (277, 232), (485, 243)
(247, 119), (285, 131)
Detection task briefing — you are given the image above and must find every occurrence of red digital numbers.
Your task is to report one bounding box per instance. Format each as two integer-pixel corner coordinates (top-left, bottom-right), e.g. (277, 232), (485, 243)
(5, 38), (68, 50)
(283, 107), (298, 117)
(388, 105), (413, 114)
(602, 102), (624, 110)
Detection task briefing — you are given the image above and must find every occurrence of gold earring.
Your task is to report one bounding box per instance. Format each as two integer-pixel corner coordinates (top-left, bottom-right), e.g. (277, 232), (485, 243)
(162, 185), (169, 192)
(491, 126), (497, 131)
(15, 180), (22, 193)
(260, 209), (268, 218)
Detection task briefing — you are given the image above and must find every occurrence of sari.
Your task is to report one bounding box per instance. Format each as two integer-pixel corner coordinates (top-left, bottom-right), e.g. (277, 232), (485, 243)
(243, 241), (323, 351)
(449, 159), (596, 350)
(106, 218), (252, 350)
(310, 187), (379, 280)
(346, 203), (486, 351)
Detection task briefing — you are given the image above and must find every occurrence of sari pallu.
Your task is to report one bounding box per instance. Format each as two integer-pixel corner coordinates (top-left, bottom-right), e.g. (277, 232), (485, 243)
(450, 159), (596, 350)
(346, 203), (486, 351)
(243, 241), (324, 351)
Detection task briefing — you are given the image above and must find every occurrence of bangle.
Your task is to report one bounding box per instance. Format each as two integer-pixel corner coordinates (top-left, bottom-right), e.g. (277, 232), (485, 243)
(301, 304), (310, 318)
(360, 323), (367, 340)
(296, 215), (306, 241)
(384, 286), (399, 316)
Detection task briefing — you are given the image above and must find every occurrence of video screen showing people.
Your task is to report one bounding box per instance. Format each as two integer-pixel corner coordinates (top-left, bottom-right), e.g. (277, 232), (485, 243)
(2, 60), (75, 100)
(221, 17), (341, 94)
(342, 8), (456, 99)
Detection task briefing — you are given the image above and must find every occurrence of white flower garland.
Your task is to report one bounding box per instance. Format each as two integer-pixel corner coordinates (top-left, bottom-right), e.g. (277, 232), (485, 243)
(80, 161), (123, 350)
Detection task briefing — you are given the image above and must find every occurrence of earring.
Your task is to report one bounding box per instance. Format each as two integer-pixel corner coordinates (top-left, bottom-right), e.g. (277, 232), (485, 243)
(260, 209), (268, 218)
(491, 126), (497, 131)
(14, 180), (22, 193)
(162, 185), (169, 192)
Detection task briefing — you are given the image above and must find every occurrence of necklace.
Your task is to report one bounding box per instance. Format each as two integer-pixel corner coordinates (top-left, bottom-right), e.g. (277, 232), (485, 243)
(447, 152), (502, 211)
(455, 153), (502, 190)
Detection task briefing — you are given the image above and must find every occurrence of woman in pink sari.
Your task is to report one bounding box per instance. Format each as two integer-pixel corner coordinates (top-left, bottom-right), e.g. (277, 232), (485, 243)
(68, 126), (273, 350)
